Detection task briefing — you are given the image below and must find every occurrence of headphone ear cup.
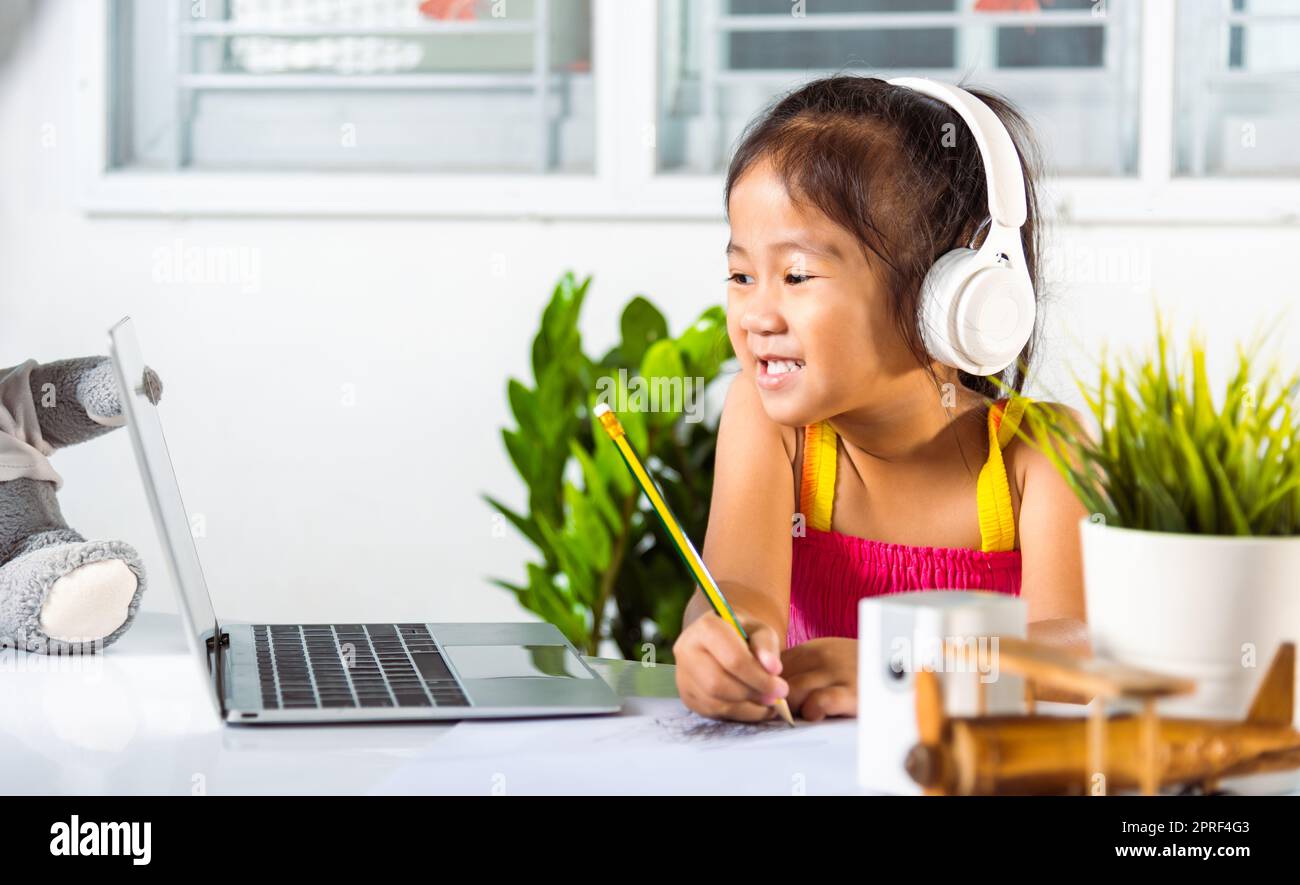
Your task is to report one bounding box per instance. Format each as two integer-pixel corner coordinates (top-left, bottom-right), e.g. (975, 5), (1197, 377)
(919, 248), (1034, 376)
(918, 248), (980, 371)
(956, 265), (1035, 374)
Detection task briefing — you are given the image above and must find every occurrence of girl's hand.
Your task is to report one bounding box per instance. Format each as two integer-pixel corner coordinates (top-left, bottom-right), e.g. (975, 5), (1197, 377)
(673, 612), (788, 722)
(781, 638), (858, 721)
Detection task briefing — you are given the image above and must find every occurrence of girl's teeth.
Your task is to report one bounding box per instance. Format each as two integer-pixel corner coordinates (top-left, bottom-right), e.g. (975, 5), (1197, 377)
(766, 359), (804, 375)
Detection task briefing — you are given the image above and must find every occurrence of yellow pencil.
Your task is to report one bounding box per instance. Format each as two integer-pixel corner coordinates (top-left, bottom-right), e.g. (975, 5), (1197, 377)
(593, 402), (795, 727)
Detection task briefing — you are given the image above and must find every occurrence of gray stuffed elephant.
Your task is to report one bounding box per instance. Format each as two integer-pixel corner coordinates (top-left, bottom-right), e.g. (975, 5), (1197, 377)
(0, 356), (159, 654)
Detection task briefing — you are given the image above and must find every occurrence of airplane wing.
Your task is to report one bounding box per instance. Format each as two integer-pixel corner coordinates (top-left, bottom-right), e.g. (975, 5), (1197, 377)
(943, 636), (1197, 701)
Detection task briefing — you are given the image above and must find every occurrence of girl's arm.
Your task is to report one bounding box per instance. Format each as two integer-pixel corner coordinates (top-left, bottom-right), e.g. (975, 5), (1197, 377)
(1016, 404), (1094, 700)
(686, 368), (794, 638)
(674, 369), (795, 720)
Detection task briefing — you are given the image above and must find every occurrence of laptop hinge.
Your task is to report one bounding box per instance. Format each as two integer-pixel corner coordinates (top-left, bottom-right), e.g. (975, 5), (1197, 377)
(206, 629), (230, 716)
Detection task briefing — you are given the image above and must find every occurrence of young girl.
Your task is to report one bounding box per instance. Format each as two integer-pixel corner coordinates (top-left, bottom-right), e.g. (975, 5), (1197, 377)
(675, 76), (1090, 723)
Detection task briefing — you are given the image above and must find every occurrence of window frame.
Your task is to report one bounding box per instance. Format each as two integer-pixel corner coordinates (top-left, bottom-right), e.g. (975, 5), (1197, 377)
(78, 0), (1300, 223)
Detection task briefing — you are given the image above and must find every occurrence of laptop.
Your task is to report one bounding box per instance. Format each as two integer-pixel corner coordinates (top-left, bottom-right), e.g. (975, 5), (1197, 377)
(109, 317), (622, 724)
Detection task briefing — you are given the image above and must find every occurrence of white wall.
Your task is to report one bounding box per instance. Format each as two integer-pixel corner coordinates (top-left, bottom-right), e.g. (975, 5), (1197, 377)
(2, 1), (1298, 629)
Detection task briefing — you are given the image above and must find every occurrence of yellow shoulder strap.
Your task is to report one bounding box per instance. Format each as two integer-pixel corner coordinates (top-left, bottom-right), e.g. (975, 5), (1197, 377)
(800, 421), (837, 533)
(803, 401), (1025, 548)
(976, 396), (1029, 553)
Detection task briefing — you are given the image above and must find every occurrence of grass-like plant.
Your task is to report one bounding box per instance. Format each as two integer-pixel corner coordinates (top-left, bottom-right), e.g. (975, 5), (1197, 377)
(1010, 310), (1300, 536)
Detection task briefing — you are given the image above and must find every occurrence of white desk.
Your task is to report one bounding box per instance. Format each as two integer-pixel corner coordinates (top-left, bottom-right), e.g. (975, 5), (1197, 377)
(14, 612), (1284, 796)
(0, 612), (860, 795)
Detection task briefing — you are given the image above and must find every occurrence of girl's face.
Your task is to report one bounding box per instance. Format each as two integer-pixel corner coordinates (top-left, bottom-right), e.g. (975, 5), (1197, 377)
(725, 157), (921, 428)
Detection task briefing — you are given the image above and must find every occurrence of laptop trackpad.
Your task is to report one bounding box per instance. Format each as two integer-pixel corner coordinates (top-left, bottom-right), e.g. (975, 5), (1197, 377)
(444, 644), (594, 680)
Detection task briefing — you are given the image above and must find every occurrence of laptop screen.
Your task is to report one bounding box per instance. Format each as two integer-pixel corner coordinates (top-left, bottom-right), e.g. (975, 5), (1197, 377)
(109, 318), (220, 669)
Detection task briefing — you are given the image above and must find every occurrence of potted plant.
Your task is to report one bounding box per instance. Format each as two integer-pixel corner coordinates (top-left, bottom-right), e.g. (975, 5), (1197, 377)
(484, 272), (734, 661)
(1013, 310), (1300, 788)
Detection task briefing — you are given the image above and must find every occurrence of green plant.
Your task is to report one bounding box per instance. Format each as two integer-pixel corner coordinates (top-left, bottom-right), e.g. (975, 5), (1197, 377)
(1010, 309), (1300, 535)
(485, 271), (735, 659)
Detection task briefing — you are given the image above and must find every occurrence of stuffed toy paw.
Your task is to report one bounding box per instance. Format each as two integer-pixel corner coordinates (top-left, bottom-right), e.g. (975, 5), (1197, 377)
(0, 356), (161, 654)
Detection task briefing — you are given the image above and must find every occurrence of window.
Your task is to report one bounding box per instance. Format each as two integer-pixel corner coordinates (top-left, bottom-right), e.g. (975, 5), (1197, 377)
(657, 0), (1142, 177)
(83, 0), (1300, 220)
(1175, 0), (1300, 176)
(109, 0), (594, 172)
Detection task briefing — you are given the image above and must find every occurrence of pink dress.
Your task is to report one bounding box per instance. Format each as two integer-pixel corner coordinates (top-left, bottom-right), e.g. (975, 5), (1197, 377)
(786, 398), (1026, 648)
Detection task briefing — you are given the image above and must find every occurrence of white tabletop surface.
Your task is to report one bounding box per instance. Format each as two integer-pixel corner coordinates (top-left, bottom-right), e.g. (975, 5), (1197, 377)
(2, 612), (452, 794)
(0, 611), (862, 795)
(7, 611), (1291, 796)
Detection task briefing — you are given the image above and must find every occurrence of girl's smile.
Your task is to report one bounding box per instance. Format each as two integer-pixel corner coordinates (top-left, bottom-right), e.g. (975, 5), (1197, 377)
(755, 355), (806, 391)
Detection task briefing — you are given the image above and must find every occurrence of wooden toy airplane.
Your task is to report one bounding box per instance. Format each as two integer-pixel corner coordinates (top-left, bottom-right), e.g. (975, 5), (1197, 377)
(905, 637), (1300, 796)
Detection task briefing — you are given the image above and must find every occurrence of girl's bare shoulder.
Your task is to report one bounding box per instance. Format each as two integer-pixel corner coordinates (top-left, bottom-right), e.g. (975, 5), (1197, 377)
(1002, 399), (1089, 493)
(719, 372), (800, 468)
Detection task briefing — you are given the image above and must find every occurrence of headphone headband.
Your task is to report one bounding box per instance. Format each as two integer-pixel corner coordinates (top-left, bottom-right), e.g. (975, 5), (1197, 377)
(886, 77), (1027, 230)
(883, 77), (1036, 376)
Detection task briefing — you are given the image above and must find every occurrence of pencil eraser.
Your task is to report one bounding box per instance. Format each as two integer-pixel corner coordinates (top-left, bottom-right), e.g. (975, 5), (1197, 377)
(593, 402), (611, 417)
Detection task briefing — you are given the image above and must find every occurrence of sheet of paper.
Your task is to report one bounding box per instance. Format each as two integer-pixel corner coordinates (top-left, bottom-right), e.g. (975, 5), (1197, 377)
(372, 695), (863, 795)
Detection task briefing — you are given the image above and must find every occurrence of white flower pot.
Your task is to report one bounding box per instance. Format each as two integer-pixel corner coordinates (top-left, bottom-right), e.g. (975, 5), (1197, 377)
(1079, 517), (1300, 793)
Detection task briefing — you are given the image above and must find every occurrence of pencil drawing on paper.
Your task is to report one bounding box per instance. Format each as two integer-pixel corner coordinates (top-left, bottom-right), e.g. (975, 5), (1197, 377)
(588, 707), (805, 749)
(654, 711), (791, 743)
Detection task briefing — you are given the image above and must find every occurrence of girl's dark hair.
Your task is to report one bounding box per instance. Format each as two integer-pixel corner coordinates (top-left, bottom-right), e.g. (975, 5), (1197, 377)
(723, 75), (1045, 402)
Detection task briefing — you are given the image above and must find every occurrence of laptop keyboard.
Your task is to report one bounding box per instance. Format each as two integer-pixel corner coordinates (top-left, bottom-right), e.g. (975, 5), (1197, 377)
(253, 623), (469, 710)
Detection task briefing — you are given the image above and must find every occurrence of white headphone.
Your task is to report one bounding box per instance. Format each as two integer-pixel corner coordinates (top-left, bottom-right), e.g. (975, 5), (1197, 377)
(887, 77), (1035, 377)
